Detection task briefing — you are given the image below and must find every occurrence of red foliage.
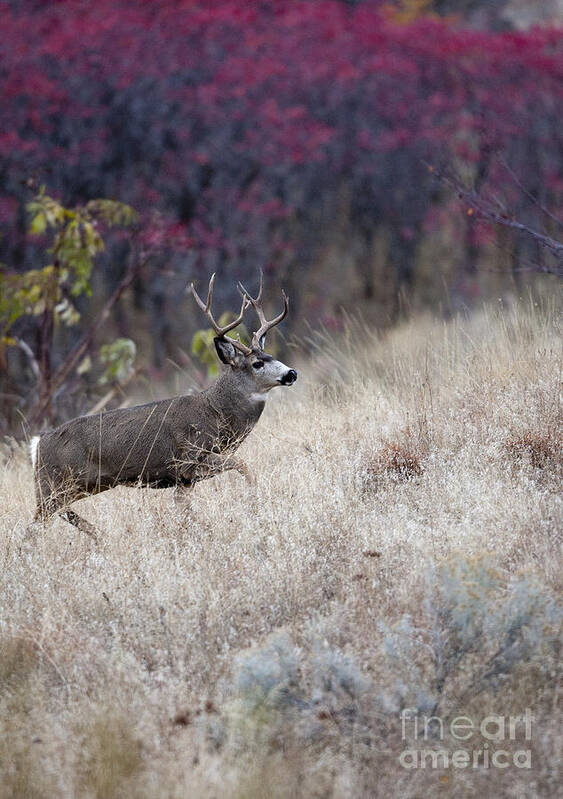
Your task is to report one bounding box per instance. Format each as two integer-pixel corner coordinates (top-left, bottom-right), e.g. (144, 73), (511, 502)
(0, 0), (561, 286)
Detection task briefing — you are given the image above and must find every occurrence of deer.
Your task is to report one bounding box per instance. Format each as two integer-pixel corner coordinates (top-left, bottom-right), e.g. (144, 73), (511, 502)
(29, 273), (297, 539)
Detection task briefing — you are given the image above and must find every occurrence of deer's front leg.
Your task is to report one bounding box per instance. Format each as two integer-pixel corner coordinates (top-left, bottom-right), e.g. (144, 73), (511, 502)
(198, 453), (253, 484)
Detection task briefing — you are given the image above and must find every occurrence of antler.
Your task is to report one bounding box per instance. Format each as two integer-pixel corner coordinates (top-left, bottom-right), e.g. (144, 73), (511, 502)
(190, 273), (252, 355)
(238, 271), (289, 350)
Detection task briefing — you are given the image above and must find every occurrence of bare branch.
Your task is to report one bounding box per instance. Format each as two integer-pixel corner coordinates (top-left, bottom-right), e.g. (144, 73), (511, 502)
(427, 162), (563, 277)
(498, 156), (563, 231)
(86, 366), (143, 416)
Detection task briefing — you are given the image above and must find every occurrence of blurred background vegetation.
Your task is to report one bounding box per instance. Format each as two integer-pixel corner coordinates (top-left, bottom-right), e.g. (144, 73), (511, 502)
(0, 0), (561, 433)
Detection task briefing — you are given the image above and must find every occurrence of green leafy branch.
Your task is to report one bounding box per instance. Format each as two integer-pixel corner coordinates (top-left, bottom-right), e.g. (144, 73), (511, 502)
(0, 190), (141, 426)
(1, 190), (138, 344)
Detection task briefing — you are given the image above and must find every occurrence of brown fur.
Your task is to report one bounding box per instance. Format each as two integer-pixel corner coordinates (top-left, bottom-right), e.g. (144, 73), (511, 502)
(33, 350), (295, 532)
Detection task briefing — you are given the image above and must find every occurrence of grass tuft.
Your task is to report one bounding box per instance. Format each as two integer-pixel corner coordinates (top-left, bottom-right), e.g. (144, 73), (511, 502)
(363, 426), (427, 492)
(505, 427), (562, 471)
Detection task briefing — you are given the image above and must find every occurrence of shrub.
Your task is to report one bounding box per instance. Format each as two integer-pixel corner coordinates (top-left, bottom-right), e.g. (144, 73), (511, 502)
(207, 630), (370, 756)
(364, 425), (427, 490)
(379, 552), (561, 715)
(505, 428), (562, 472)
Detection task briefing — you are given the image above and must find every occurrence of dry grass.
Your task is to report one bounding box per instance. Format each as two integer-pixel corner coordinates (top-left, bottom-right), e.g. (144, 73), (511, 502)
(1, 296), (561, 798)
(505, 428), (562, 472)
(364, 425), (427, 487)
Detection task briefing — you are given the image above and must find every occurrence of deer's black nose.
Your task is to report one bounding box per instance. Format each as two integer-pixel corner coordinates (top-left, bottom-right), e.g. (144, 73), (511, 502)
(281, 369), (297, 386)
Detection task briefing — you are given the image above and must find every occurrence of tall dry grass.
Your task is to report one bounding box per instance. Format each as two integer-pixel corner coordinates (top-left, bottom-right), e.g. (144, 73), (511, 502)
(1, 296), (561, 798)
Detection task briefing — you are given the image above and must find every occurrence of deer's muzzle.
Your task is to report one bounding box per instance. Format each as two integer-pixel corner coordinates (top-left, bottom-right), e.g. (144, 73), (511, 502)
(280, 369), (297, 386)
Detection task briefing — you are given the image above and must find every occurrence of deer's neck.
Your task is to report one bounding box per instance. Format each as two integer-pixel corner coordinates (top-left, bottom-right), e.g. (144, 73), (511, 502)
(204, 371), (266, 438)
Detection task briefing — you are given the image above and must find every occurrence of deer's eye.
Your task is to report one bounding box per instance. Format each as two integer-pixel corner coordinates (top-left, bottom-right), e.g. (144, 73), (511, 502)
(252, 360), (264, 369)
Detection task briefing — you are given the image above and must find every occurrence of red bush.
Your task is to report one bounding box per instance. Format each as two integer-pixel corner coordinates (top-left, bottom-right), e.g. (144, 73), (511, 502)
(0, 1), (561, 305)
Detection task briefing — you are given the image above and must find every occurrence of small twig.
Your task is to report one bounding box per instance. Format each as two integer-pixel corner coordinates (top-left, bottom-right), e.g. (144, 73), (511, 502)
(87, 366), (143, 416)
(499, 156), (563, 230)
(32, 251), (146, 423)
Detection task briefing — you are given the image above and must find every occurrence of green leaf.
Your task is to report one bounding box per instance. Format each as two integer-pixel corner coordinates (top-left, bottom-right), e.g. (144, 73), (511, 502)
(30, 212), (46, 235)
(77, 355), (92, 375)
(190, 316), (251, 379)
(98, 337), (136, 385)
(54, 298), (80, 326)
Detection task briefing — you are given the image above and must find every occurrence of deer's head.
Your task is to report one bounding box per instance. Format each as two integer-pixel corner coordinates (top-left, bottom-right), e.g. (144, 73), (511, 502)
(190, 273), (297, 395)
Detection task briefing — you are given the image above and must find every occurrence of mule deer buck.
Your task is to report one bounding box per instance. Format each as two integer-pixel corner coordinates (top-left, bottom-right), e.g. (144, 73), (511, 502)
(30, 273), (297, 539)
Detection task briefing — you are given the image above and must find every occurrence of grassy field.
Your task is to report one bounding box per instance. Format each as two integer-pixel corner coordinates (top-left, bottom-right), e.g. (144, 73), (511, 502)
(1, 297), (561, 798)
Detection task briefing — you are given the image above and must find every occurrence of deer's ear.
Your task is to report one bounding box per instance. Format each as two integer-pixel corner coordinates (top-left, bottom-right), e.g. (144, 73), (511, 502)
(214, 337), (238, 366)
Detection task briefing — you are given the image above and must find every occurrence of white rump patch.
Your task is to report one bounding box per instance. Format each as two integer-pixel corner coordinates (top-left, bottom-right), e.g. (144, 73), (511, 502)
(30, 436), (40, 470)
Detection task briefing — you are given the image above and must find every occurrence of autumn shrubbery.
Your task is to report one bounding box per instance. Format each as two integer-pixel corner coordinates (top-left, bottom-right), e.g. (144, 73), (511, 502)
(1, 0), (561, 383)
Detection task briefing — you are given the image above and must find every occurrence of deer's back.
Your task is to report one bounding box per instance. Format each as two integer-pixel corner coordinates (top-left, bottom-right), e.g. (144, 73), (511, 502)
(36, 395), (210, 490)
